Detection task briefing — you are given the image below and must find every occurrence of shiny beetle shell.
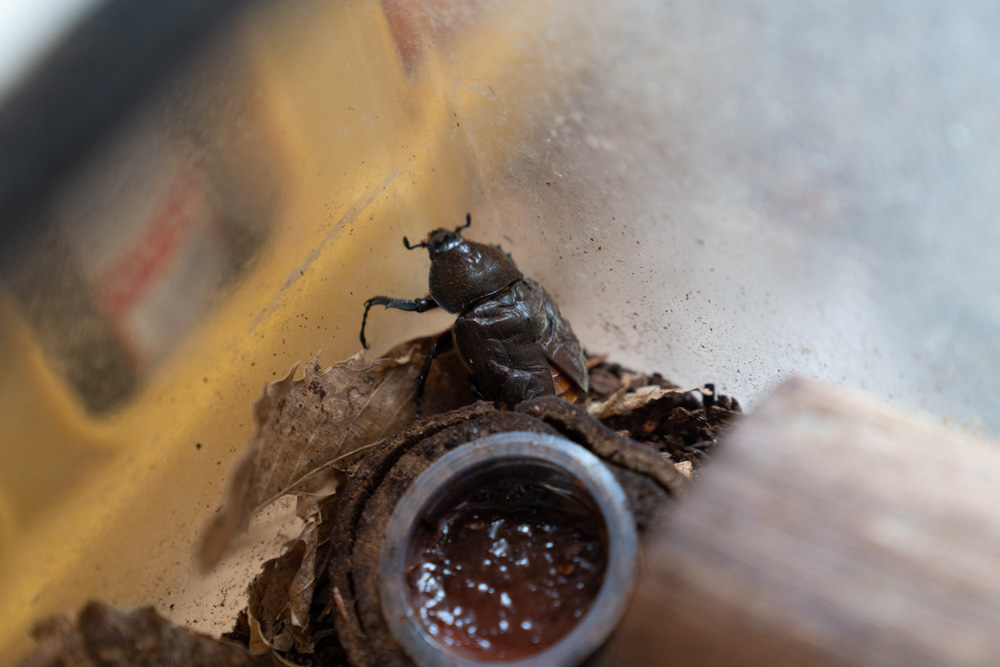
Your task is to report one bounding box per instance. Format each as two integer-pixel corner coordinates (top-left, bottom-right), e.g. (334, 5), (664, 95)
(454, 278), (588, 407)
(360, 215), (589, 415)
(429, 238), (522, 314)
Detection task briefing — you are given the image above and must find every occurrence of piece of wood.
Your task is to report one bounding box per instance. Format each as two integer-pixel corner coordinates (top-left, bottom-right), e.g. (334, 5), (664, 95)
(613, 378), (1000, 666)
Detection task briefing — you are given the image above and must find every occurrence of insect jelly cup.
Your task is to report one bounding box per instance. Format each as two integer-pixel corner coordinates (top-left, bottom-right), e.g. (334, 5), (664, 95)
(378, 431), (638, 667)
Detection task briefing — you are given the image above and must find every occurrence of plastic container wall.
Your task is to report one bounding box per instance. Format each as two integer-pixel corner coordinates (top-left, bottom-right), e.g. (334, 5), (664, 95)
(2, 0), (999, 661)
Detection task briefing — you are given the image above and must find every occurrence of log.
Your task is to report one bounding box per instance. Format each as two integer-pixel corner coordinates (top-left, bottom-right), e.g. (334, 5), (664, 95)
(613, 378), (1000, 666)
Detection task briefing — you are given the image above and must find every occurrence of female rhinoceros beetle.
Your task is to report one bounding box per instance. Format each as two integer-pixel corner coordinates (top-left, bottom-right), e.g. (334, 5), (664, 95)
(360, 214), (589, 418)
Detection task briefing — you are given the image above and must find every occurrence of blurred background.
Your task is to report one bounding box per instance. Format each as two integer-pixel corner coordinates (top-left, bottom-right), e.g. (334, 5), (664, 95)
(1, 0), (998, 661)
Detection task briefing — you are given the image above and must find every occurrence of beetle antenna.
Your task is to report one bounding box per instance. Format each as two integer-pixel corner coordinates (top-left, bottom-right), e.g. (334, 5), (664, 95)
(403, 237), (428, 250)
(455, 213), (471, 233)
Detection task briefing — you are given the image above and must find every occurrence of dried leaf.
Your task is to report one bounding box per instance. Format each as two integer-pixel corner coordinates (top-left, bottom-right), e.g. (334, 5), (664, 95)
(249, 540), (308, 653)
(19, 602), (273, 667)
(588, 384), (701, 420)
(590, 364), (742, 468)
(199, 348), (424, 570)
(246, 499), (338, 658)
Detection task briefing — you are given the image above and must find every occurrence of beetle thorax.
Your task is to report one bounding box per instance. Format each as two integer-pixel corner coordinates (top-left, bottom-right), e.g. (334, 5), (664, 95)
(428, 239), (523, 314)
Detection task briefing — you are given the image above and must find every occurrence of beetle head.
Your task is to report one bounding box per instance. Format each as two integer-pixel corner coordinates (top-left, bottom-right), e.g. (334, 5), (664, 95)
(403, 214), (472, 259)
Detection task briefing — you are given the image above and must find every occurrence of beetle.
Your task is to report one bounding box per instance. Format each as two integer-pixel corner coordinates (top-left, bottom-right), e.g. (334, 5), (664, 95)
(360, 214), (589, 418)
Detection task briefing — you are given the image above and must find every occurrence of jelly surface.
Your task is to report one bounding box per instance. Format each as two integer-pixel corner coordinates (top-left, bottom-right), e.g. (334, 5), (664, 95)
(406, 477), (607, 660)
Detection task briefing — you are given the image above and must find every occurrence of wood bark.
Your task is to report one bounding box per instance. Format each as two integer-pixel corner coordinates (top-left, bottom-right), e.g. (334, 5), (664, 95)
(613, 378), (1000, 666)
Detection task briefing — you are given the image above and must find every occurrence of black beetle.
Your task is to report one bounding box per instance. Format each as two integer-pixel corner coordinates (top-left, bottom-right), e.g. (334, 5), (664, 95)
(360, 214), (589, 418)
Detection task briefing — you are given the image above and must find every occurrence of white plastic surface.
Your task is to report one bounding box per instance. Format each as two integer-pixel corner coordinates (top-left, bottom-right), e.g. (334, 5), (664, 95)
(430, 0), (1000, 437)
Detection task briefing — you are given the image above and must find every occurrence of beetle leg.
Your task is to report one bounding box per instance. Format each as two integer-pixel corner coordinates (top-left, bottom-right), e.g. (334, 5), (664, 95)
(415, 330), (454, 420)
(467, 378), (486, 401)
(360, 296), (438, 349)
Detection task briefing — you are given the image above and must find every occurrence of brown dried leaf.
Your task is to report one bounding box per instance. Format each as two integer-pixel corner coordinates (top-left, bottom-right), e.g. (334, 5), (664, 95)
(199, 348), (423, 570)
(19, 602), (274, 667)
(246, 498), (338, 658)
(588, 384), (701, 420)
(249, 539), (309, 654)
(674, 460), (694, 480)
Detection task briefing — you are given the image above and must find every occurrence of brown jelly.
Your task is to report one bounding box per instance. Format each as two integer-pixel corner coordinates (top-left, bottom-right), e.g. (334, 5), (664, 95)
(405, 477), (608, 660)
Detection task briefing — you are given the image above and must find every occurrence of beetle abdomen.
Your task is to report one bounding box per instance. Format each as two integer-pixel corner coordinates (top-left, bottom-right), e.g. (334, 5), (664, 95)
(429, 242), (522, 313)
(453, 279), (588, 408)
(532, 279), (589, 397)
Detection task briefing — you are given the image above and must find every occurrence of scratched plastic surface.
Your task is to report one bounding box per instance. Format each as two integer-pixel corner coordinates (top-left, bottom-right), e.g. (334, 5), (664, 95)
(2, 0), (999, 661)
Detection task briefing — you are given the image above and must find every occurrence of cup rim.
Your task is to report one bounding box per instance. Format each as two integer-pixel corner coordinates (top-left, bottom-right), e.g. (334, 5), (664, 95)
(378, 430), (639, 667)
